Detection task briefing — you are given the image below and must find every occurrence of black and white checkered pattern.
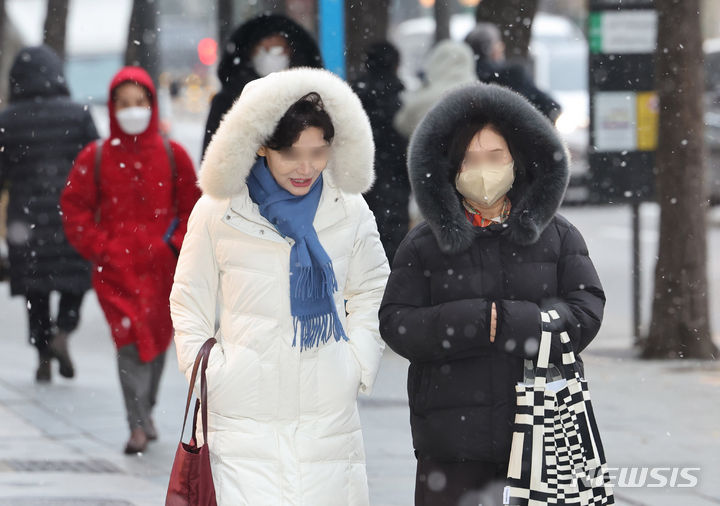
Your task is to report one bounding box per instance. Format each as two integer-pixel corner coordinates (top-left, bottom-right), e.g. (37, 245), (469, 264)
(503, 311), (614, 506)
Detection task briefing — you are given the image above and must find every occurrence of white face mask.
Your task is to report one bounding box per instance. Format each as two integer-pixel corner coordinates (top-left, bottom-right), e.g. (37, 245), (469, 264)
(252, 46), (290, 77)
(115, 107), (152, 135)
(455, 161), (515, 207)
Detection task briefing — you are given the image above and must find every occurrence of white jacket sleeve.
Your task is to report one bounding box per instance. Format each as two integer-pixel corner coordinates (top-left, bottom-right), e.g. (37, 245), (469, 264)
(344, 198), (390, 395)
(170, 196), (225, 388)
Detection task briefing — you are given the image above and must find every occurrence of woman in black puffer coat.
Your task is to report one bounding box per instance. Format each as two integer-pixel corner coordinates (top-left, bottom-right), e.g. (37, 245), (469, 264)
(0, 46), (98, 382)
(352, 41), (409, 263)
(379, 83), (604, 505)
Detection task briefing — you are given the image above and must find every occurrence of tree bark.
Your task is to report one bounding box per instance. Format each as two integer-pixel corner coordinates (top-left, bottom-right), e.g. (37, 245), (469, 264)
(344, 0), (391, 82)
(217, 0), (233, 47)
(43, 0), (69, 61)
(643, 0), (717, 360)
(434, 0), (451, 43)
(475, 0), (538, 61)
(125, 0), (160, 86)
(0, 0), (5, 58)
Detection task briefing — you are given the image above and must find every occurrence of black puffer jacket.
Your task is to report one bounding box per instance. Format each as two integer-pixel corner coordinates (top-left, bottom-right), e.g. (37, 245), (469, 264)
(379, 84), (604, 463)
(476, 60), (561, 121)
(0, 46), (98, 296)
(352, 57), (409, 262)
(202, 14), (323, 155)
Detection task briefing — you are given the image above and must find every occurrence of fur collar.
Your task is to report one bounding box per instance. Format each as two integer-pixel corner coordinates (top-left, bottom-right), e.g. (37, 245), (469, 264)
(200, 68), (375, 199)
(408, 83), (569, 253)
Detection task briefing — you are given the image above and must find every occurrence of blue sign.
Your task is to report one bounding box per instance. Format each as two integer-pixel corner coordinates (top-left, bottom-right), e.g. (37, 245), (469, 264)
(318, 0), (345, 78)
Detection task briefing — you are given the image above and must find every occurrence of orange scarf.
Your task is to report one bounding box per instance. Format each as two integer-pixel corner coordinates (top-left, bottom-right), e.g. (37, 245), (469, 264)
(463, 197), (511, 228)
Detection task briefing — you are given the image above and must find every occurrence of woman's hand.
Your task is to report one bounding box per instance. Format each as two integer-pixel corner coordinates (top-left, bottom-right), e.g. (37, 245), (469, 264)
(490, 302), (497, 343)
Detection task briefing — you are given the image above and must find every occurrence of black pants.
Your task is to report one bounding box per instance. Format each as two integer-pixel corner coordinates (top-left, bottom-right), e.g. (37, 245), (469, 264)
(415, 456), (509, 506)
(25, 291), (84, 353)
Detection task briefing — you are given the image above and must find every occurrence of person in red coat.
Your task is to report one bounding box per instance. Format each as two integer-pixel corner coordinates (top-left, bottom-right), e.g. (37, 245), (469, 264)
(61, 67), (200, 454)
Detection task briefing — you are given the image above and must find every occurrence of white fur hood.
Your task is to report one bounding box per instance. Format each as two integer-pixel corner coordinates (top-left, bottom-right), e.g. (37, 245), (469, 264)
(199, 67), (375, 199)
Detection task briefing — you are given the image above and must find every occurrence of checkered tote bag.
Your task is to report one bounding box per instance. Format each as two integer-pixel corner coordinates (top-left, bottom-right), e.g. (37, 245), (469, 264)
(503, 310), (614, 506)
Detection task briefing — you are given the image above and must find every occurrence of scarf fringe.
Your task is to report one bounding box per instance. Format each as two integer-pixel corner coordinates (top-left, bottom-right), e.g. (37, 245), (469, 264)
(293, 262), (338, 300)
(293, 311), (348, 351)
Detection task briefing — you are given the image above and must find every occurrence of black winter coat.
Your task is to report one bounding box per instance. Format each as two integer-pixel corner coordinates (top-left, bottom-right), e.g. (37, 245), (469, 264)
(476, 60), (561, 121)
(202, 14), (323, 156)
(379, 84), (604, 463)
(352, 71), (409, 262)
(0, 46), (98, 296)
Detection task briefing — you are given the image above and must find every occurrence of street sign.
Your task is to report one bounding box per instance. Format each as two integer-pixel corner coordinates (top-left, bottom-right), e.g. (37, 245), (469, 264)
(588, 0), (657, 203)
(588, 0), (657, 343)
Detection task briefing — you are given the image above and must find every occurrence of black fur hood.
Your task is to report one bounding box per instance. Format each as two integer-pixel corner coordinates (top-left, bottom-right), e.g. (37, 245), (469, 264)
(408, 83), (569, 253)
(217, 14), (323, 87)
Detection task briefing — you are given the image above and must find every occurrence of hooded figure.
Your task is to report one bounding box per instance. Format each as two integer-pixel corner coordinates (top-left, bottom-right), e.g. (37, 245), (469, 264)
(171, 68), (389, 505)
(202, 14), (323, 156)
(352, 41), (409, 262)
(0, 46), (98, 382)
(61, 66), (201, 453)
(465, 22), (562, 121)
(393, 40), (477, 139)
(379, 84), (605, 504)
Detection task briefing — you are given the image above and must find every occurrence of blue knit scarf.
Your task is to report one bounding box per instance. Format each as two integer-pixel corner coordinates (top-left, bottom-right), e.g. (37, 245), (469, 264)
(246, 158), (347, 350)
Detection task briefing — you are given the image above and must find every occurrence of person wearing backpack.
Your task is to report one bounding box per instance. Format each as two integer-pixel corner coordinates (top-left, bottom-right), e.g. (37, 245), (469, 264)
(61, 66), (201, 454)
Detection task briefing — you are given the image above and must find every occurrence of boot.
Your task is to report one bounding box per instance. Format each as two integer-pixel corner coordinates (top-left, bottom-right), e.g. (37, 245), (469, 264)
(124, 427), (148, 454)
(36, 351), (52, 383)
(144, 418), (158, 441)
(49, 330), (74, 378)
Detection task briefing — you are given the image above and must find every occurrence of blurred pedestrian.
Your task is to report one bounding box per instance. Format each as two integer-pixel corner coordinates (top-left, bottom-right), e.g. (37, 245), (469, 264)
(465, 22), (562, 121)
(202, 13), (323, 156)
(61, 66), (201, 454)
(171, 68), (389, 504)
(379, 83), (604, 505)
(352, 41), (409, 262)
(394, 39), (477, 139)
(0, 46), (98, 383)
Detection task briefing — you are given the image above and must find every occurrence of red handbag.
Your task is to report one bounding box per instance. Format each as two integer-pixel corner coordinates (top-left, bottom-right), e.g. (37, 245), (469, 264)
(166, 338), (217, 506)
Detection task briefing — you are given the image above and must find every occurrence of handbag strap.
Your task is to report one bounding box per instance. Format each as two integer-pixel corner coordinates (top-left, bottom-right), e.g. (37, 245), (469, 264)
(179, 337), (216, 442)
(160, 136), (178, 217)
(535, 311), (582, 388)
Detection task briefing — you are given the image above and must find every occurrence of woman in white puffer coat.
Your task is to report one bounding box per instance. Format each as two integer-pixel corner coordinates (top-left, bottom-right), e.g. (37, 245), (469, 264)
(170, 68), (390, 505)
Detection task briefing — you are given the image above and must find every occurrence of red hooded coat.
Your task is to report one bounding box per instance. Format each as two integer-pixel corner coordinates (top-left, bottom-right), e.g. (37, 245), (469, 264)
(61, 67), (200, 362)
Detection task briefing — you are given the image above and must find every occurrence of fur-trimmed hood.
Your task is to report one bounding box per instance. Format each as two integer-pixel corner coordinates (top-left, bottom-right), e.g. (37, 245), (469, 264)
(200, 68), (374, 199)
(408, 83), (569, 253)
(217, 14), (322, 87)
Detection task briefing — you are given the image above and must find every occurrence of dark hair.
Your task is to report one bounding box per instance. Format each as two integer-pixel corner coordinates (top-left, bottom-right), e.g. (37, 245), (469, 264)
(264, 92), (334, 150)
(363, 41), (400, 75)
(464, 23), (502, 61)
(112, 80), (153, 102)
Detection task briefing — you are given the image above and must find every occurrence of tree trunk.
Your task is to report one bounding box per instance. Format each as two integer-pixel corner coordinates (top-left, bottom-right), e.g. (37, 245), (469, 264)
(43, 0), (69, 61)
(643, 0), (717, 360)
(286, 0), (316, 36)
(434, 0), (451, 43)
(475, 0), (538, 62)
(344, 0), (391, 82)
(258, 0), (285, 13)
(125, 0), (160, 86)
(0, 0), (5, 58)
(217, 0), (233, 47)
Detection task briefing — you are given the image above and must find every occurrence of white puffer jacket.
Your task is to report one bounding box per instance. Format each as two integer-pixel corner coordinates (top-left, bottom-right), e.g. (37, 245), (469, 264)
(170, 68), (390, 506)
